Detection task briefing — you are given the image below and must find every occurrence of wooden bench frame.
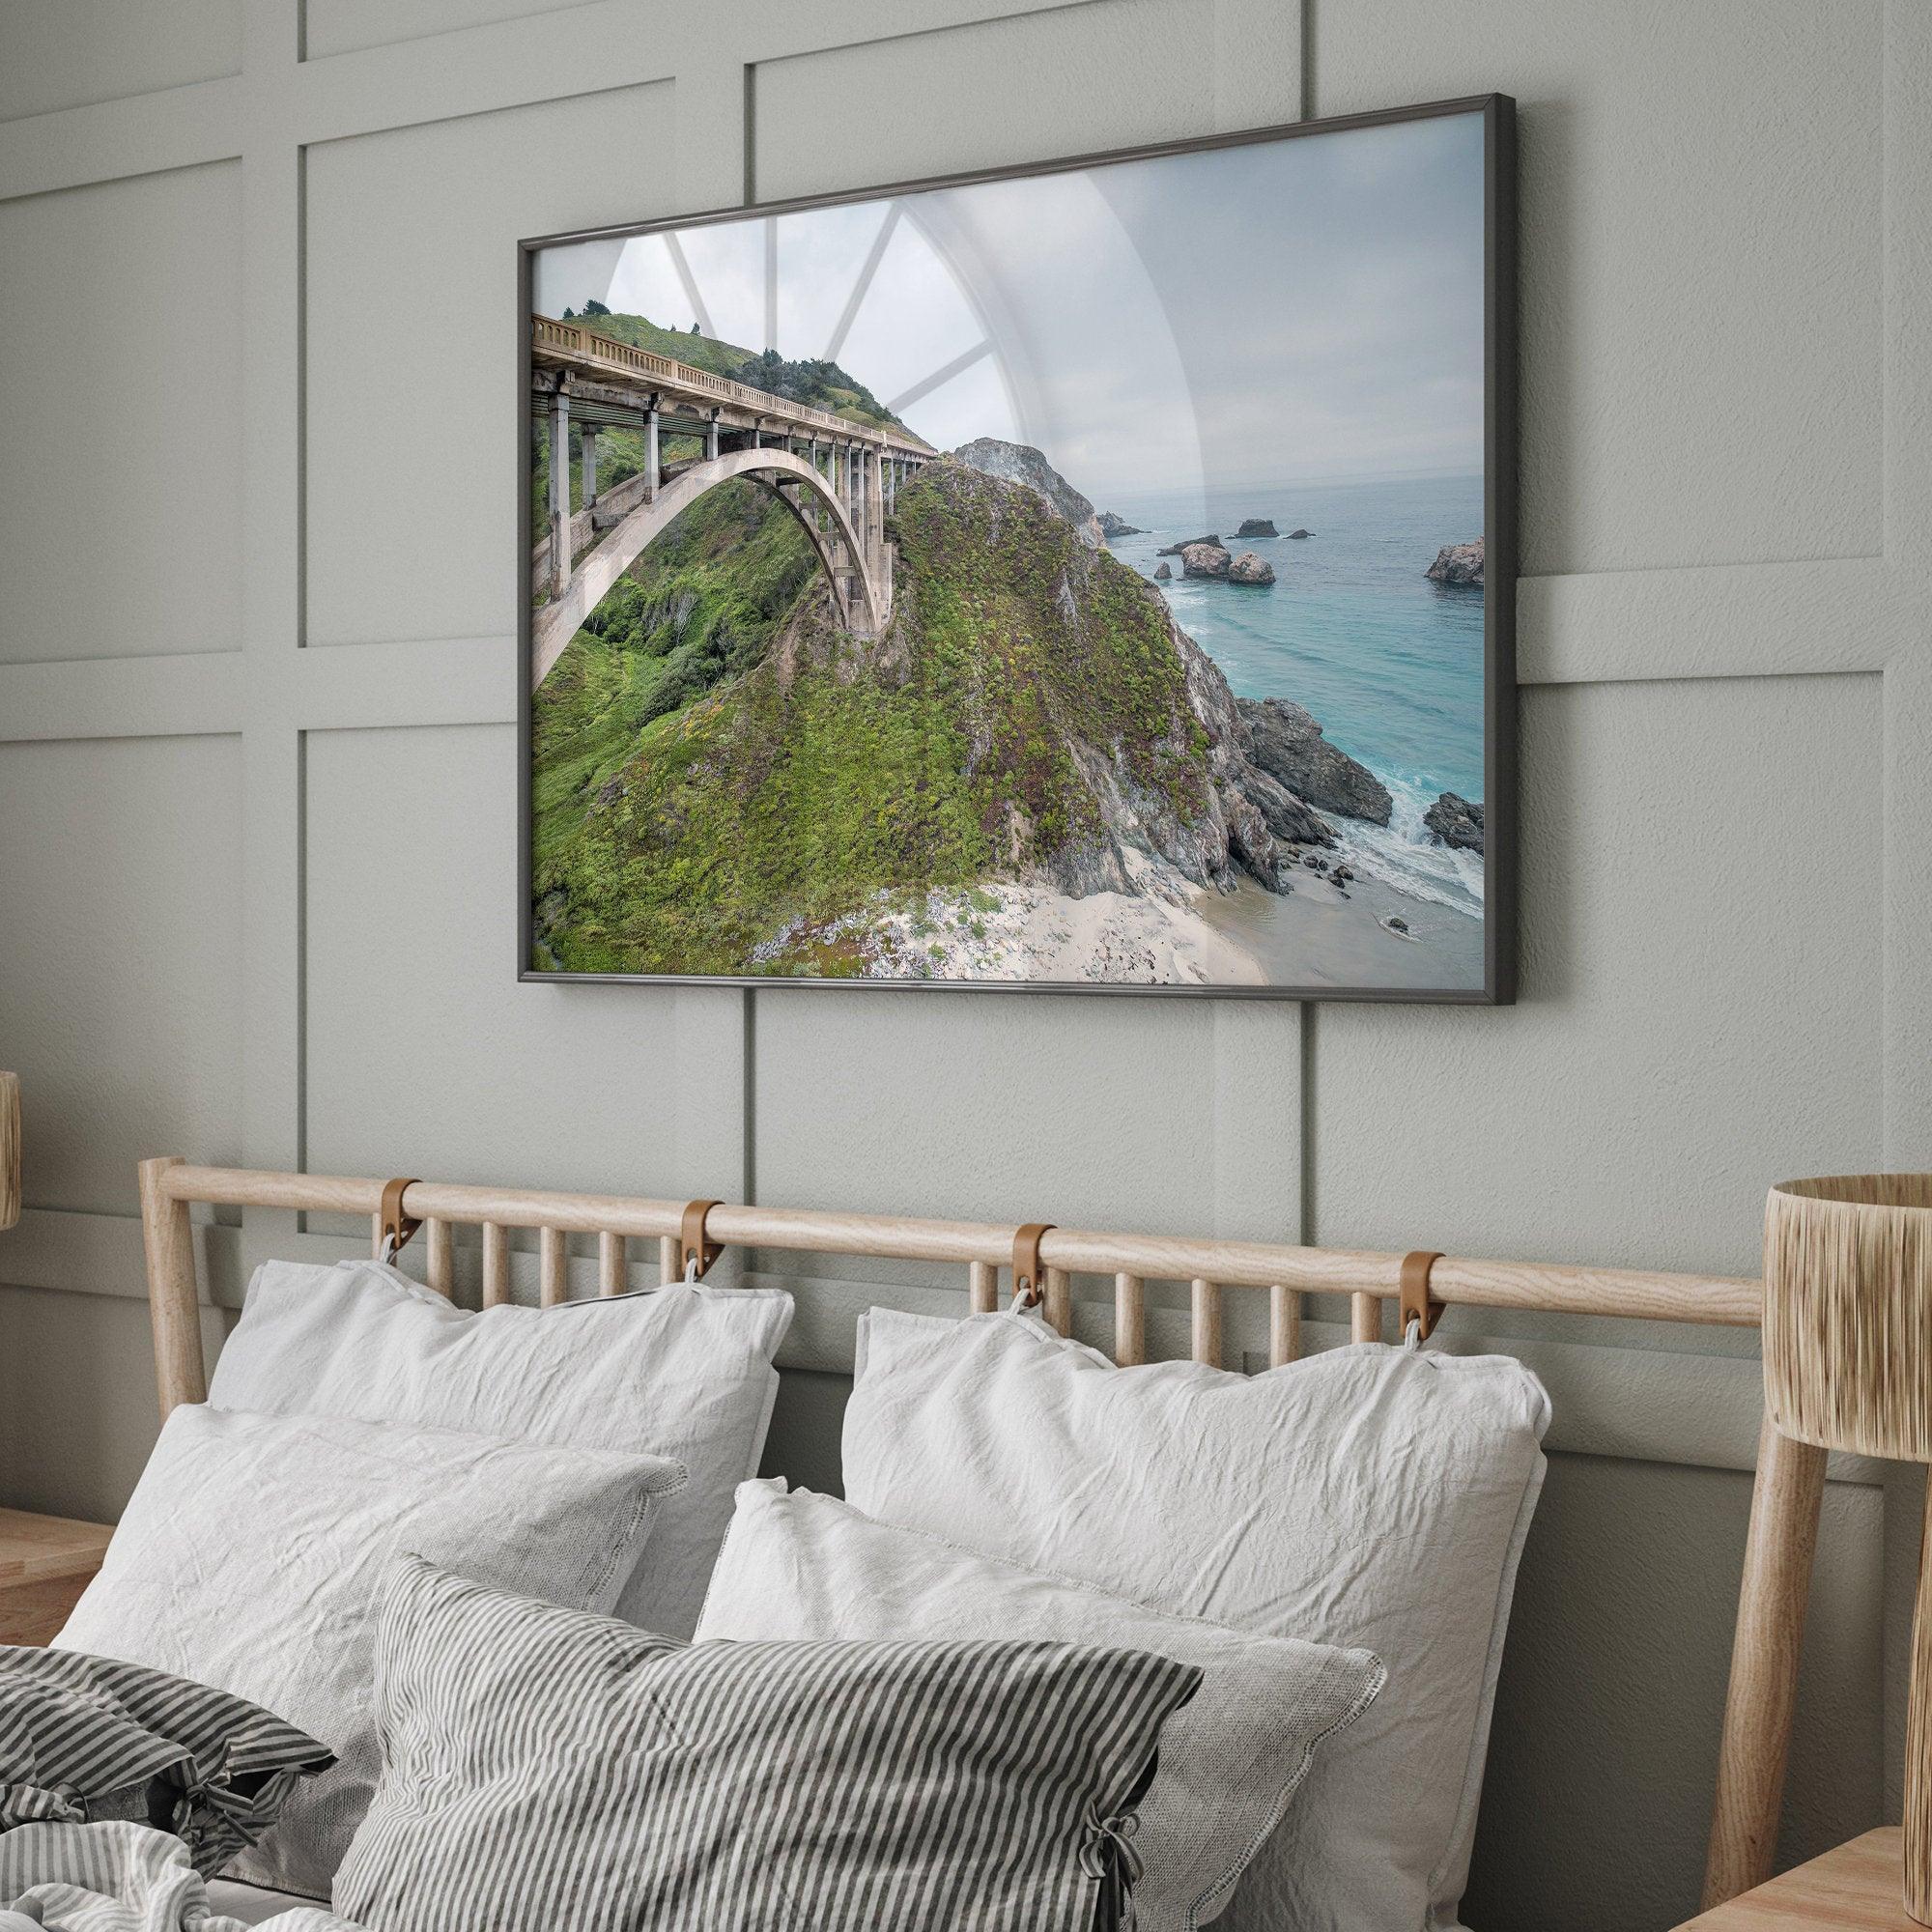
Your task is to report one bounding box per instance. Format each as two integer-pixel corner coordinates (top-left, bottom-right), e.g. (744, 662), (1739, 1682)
(137, 1153), (1819, 1910)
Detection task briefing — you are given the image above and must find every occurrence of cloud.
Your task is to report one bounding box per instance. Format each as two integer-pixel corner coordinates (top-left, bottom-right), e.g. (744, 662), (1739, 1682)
(531, 109), (1489, 502)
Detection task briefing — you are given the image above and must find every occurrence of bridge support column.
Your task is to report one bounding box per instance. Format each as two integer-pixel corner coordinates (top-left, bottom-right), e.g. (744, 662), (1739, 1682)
(643, 407), (660, 501)
(705, 412), (720, 462)
(581, 426), (598, 511)
(548, 384), (571, 598)
(866, 444), (885, 595)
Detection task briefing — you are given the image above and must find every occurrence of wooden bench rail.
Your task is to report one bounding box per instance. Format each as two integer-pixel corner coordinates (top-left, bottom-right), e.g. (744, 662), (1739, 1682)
(150, 1160), (1759, 1321)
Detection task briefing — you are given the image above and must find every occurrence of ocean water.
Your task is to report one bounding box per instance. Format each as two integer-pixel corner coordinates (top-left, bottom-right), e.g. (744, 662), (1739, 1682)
(1105, 472), (1487, 919)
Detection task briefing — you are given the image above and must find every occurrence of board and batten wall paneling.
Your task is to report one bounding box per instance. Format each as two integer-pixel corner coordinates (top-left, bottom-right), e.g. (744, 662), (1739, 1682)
(303, 0), (591, 64)
(0, 0), (240, 126)
(0, 3), (1927, 1927)
(0, 735), (245, 1217)
(0, 160), (243, 663)
(1466, 1454), (1887, 1932)
(304, 724), (747, 1208)
(1316, 0), (1886, 581)
(1313, 672), (1887, 1279)
(303, 82), (676, 649)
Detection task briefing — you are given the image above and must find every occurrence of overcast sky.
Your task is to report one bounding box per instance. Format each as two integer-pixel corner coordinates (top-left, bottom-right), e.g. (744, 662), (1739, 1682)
(535, 108), (1487, 508)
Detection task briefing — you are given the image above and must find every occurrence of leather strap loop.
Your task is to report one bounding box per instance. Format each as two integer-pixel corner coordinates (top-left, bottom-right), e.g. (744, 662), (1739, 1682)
(681, 1199), (724, 1280)
(379, 1178), (422, 1261)
(1011, 1223), (1055, 1311)
(1400, 1249), (1445, 1344)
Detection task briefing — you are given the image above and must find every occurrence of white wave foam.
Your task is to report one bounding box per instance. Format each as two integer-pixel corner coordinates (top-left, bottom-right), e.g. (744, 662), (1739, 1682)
(1327, 773), (1484, 918)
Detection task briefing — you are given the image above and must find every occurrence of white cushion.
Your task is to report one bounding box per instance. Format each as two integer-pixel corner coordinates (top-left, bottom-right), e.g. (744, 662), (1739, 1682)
(55, 1404), (682, 1902)
(696, 1479), (1385, 1932)
(841, 1309), (1550, 1932)
(207, 1257), (792, 1639)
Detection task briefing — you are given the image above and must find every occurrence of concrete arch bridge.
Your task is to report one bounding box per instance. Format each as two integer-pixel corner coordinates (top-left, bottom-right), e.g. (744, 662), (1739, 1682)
(530, 316), (934, 692)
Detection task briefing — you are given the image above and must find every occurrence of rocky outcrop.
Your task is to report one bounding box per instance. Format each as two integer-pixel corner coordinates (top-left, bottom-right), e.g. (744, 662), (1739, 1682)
(1226, 756), (1332, 848)
(1097, 511), (1145, 540)
(1228, 551), (1275, 585)
(1181, 541), (1233, 580)
(1163, 611), (1332, 882)
(1286, 528), (1311, 539)
(1424, 791), (1484, 852)
(1157, 534), (1220, 555)
(1426, 538), (1483, 585)
(881, 462), (1320, 899)
(1236, 518), (1277, 538)
(952, 437), (1105, 548)
(1236, 696), (1393, 825)
(1152, 561), (1173, 582)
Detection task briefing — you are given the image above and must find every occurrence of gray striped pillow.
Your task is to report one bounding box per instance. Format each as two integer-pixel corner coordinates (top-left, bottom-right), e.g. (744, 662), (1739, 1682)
(0, 1646), (333, 1877)
(336, 1555), (1203, 1932)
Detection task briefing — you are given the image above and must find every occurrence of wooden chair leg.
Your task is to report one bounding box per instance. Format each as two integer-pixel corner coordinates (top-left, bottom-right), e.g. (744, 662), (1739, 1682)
(1703, 1415), (1829, 1907)
(139, 1155), (205, 1418)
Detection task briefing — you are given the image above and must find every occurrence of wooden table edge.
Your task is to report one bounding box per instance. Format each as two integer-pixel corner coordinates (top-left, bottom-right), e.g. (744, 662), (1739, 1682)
(1674, 1829), (1911, 1930)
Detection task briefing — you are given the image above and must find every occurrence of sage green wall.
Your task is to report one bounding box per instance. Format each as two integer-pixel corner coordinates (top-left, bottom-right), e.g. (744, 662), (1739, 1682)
(1, 4), (1927, 1927)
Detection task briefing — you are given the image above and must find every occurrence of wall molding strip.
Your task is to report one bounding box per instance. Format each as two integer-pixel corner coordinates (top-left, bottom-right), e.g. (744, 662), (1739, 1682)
(0, 76), (242, 203)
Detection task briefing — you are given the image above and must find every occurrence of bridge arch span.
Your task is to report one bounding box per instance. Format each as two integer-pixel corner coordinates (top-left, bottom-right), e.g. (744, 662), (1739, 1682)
(532, 446), (885, 691)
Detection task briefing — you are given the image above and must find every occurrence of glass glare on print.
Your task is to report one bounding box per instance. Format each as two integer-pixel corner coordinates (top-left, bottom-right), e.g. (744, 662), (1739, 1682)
(523, 100), (1510, 999)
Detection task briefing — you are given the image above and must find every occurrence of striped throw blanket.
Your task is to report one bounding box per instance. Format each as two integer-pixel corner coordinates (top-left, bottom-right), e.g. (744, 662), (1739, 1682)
(0, 1821), (363, 1931)
(0, 1647), (332, 1881)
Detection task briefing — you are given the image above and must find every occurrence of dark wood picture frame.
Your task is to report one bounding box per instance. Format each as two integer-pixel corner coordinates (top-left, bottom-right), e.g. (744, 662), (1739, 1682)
(518, 93), (1517, 1003)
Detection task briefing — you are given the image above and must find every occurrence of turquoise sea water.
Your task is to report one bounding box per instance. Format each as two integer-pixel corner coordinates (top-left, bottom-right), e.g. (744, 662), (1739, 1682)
(1105, 472), (1487, 918)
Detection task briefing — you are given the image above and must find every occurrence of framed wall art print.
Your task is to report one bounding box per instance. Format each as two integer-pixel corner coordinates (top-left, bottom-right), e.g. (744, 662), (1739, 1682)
(520, 94), (1516, 1001)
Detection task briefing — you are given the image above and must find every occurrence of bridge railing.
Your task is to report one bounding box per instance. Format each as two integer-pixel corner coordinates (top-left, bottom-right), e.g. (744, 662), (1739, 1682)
(531, 315), (936, 458)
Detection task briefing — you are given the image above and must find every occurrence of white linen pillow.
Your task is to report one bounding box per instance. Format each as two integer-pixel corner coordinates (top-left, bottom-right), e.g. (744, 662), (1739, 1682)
(207, 1256), (792, 1638)
(696, 1478), (1385, 1932)
(55, 1404), (683, 1903)
(841, 1308), (1551, 1932)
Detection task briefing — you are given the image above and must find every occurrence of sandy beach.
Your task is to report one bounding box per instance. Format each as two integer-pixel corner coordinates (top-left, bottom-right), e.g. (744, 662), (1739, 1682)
(1196, 863), (1485, 991)
(826, 841), (1481, 990)
(855, 863), (1265, 986)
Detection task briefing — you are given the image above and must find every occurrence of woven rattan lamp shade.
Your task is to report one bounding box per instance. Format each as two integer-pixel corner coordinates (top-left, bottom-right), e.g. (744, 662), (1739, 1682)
(1762, 1174), (1932, 1922)
(1764, 1175), (1932, 1460)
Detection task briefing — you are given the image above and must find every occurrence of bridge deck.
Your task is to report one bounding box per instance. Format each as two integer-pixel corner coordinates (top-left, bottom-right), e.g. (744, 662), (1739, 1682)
(531, 315), (934, 459)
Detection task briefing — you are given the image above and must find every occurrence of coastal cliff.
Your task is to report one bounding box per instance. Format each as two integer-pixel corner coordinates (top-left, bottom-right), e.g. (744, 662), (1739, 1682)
(533, 460), (1350, 978)
(952, 438), (1106, 549)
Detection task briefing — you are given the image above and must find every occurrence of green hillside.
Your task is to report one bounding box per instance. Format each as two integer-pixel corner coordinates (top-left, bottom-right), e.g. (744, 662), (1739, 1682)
(530, 459), (1216, 977)
(565, 305), (907, 432)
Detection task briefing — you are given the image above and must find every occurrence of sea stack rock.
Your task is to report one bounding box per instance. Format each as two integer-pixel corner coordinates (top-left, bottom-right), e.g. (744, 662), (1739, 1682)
(1228, 551), (1275, 585)
(1424, 791), (1485, 853)
(1426, 538), (1484, 585)
(1236, 518), (1278, 539)
(1098, 511), (1146, 540)
(1158, 534), (1221, 556)
(1286, 528), (1311, 539)
(1236, 696), (1393, 824)
(1152, 561), (1173, 582)
(1181, 540), (1233, 581)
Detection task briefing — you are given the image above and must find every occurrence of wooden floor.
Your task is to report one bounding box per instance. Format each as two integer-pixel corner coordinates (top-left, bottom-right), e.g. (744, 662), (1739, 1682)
(1678, 1831), (1916, 1930)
